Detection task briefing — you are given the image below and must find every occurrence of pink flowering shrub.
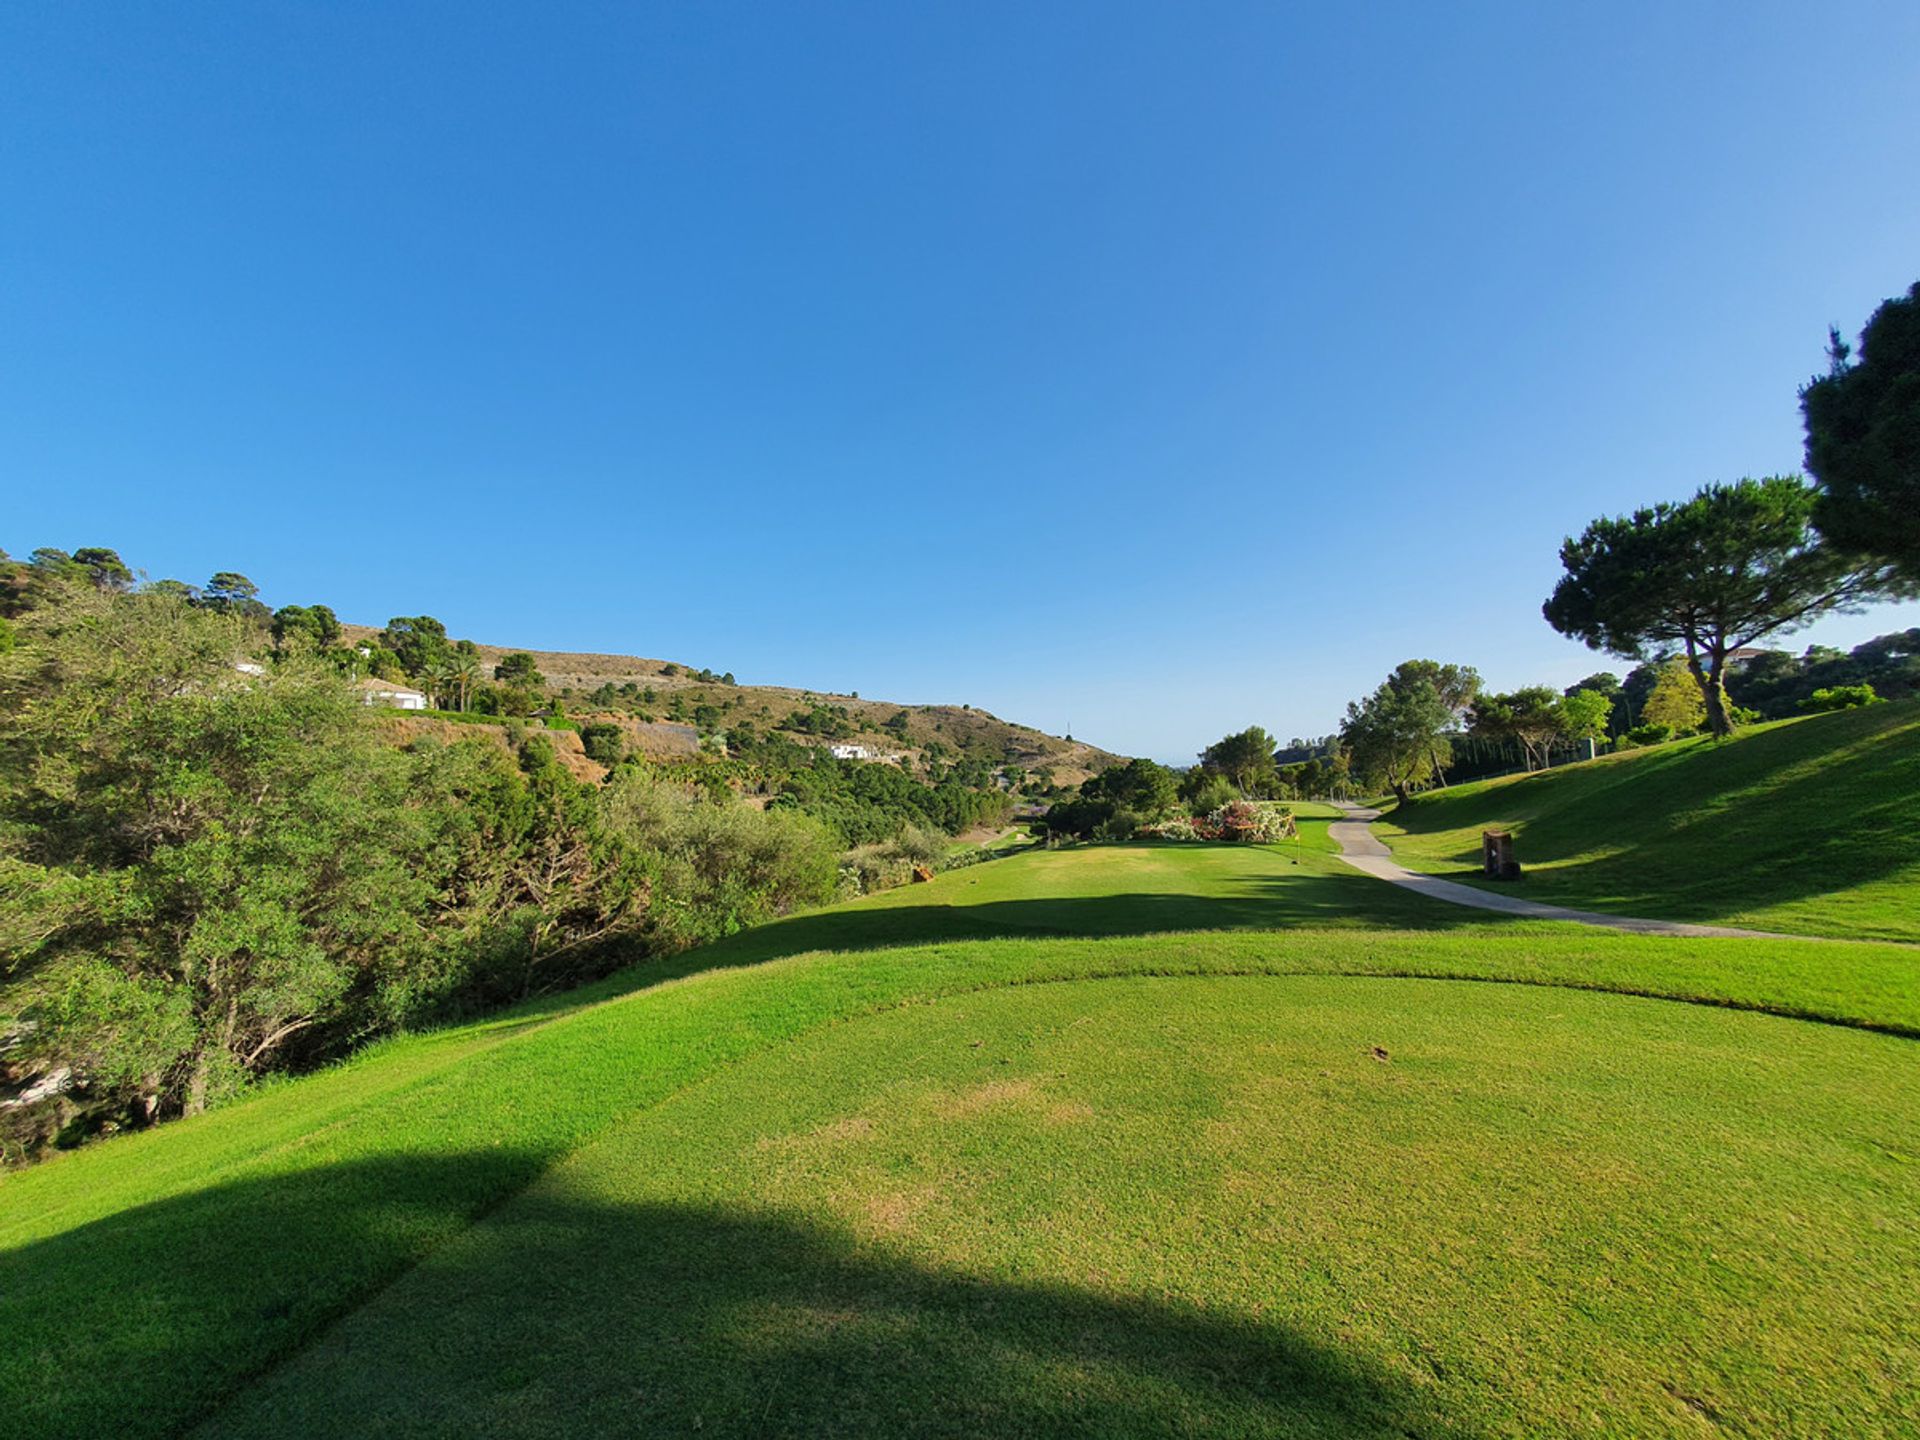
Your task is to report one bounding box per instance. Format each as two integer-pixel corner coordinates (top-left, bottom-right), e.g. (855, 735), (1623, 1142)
(1137, 801), (1296, 844)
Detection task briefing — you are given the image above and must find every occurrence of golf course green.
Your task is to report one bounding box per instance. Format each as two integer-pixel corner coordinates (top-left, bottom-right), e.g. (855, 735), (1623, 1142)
(3, 769), (1917, 1439)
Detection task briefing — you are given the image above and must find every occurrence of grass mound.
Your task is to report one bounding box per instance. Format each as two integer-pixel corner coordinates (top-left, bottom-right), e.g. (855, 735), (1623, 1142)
(3, 840), (1915, 1438)
(1374, 703), (1920, 940)
(200, 976), (1920, 1440)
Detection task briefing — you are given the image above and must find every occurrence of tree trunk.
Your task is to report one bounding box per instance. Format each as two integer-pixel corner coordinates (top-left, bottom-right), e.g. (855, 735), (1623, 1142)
(183, 1050), (211, 1116)
(1687, 651), (1735, 739)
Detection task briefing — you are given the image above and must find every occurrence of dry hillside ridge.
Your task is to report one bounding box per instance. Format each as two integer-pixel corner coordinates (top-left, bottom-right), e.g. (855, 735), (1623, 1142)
(340, 623), (1120, 784)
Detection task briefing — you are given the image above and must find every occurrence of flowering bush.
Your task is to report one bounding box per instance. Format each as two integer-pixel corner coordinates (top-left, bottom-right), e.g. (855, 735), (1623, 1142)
(1136, 815), (1204, 841)
(1137, 801), (1296, 844)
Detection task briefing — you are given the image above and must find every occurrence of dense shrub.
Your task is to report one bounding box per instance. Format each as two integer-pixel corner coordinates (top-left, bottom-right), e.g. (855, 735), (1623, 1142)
(1180, 770), (1238, 816)
(1138, 801), (1297, 844)
(580, 721), (623, 765)
(600, 772), (837, 949)
(0, 587), (837, 1162)
(1801, 684), (1883, 712)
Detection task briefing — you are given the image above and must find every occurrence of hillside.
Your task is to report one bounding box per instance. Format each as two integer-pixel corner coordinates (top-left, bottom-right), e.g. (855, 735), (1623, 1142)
(1373, 702), (1920, 941)
(4, 838), (1915, 1439)
(339, 624), (1120, 784)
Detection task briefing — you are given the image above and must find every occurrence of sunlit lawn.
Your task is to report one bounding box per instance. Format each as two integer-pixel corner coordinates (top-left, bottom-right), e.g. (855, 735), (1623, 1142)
(4, 839), (1916, 1438)
(1375, 704), (1920, 941)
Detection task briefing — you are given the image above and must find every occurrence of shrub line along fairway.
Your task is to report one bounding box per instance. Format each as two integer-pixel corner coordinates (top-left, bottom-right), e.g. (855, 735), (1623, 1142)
(1327, 803), (1800, 938)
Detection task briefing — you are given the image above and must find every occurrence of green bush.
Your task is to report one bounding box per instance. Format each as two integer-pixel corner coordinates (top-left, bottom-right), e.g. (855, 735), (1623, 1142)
(600, 771), (838, 949)
(1801, 684), (1883, 712)
(1181, 771), (1237, 816)
(580, 722), (623, 765)
(1624, 723), (1675, 747)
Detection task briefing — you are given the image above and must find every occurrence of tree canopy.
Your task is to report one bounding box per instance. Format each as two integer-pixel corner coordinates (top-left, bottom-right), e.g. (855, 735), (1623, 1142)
(1084, 757), (1179, 819)
(382, 615), (453, 678)
(272, 603), (342, 650)
(1640, 657), (1706, 733)
(1543, 475), (1909, 737)
(1197, 726), (1278, 795)
(1340, 661), (1465, 801)
(202, 571), (267, 618)
(1469, 687), (1567, 772)
(493, 650), (544, 688)
(1802, 280), (1920, 579)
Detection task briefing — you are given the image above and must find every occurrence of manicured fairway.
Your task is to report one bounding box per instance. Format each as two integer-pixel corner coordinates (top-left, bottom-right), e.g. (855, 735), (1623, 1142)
(198, 975), (1920, 1439)
(672, 824), (1446, 973)
(1375, 704), (1920, 942)
(3, 842), (1916, 1439)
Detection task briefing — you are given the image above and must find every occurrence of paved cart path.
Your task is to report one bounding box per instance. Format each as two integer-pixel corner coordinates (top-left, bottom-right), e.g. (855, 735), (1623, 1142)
(1327, 803), (1792, 939)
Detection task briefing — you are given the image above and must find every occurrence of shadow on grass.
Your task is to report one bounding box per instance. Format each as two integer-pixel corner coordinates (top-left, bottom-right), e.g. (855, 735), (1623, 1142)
(570, 861), (1507, 1007)
(1, 1152), (1484, 1440)
(1385, 707), (1920, 930)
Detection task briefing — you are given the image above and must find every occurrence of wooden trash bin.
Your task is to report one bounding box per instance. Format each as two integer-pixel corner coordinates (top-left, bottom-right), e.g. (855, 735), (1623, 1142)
(1481, 830), (1521, 881)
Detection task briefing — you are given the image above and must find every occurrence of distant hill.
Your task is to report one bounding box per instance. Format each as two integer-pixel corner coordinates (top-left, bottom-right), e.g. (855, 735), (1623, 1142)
(339, 624), (1121, 785)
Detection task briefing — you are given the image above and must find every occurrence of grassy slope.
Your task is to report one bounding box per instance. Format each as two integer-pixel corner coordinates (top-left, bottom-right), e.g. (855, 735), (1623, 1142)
(1373, 703), (1920, 941)
(2, 841), (1916, 1437)
(203, 977), (1919, 1440)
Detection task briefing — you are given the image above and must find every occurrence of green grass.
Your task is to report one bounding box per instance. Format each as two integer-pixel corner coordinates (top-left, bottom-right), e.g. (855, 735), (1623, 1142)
(3, 840), (1916, 1438)
(943, 822), (1037, 860)
(1373, 703), (1920, 941)
(199, 977), (1920, 1440)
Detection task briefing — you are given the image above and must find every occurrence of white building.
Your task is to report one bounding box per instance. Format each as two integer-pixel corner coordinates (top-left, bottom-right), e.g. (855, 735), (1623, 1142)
(829, 743), (874, 761)
(356, 677), (430, 710)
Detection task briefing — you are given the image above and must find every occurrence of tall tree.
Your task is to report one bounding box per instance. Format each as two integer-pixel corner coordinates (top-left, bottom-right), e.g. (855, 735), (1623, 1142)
(381, 616), (452, 678)
(202, 571), (264, 617)
(1470, 687), (1566, 772)
(1558, 689), (1613, 746)
(271, 603), (342, 651)
(1198, 726), (1278, 795)
(0, 589), (439, 1119)
(420, 659), (457, 711)
(449, 652), (483, 713)
(1543, 476), (1909, 737)
(1640, 657), (1706, 733)
(1386, 659), (1479, 785)
(1086, 757), (1179, 818)
(1802, 281), (1920, 579)
(1340, 665), (1455, 802)
(71, 547), (133, 591)
(494, 650), (544, 688)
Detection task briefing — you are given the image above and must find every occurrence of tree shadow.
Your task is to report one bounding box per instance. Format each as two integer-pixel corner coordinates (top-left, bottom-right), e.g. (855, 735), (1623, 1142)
(543, 851), (1508, 1011)
(1385, 710), (1920, 933)
(1, 1152), (1483, 1440)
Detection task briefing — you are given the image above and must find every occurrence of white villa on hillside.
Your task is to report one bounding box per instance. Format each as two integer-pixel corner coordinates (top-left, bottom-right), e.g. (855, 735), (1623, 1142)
(829, 743), (874, 761)
(356, 677), (429, 710)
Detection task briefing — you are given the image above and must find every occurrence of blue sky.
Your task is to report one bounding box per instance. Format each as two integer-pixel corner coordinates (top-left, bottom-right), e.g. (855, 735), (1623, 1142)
(4, 4), (1917, 761)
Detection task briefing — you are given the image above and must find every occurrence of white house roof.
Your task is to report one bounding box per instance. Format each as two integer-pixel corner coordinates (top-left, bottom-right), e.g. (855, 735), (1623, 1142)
(355, 677), (426, 697)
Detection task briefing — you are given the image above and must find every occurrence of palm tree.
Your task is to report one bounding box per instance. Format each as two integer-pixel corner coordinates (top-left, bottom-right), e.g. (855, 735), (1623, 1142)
(449, 655), (482, 713)
(421, 659), (456, 712)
